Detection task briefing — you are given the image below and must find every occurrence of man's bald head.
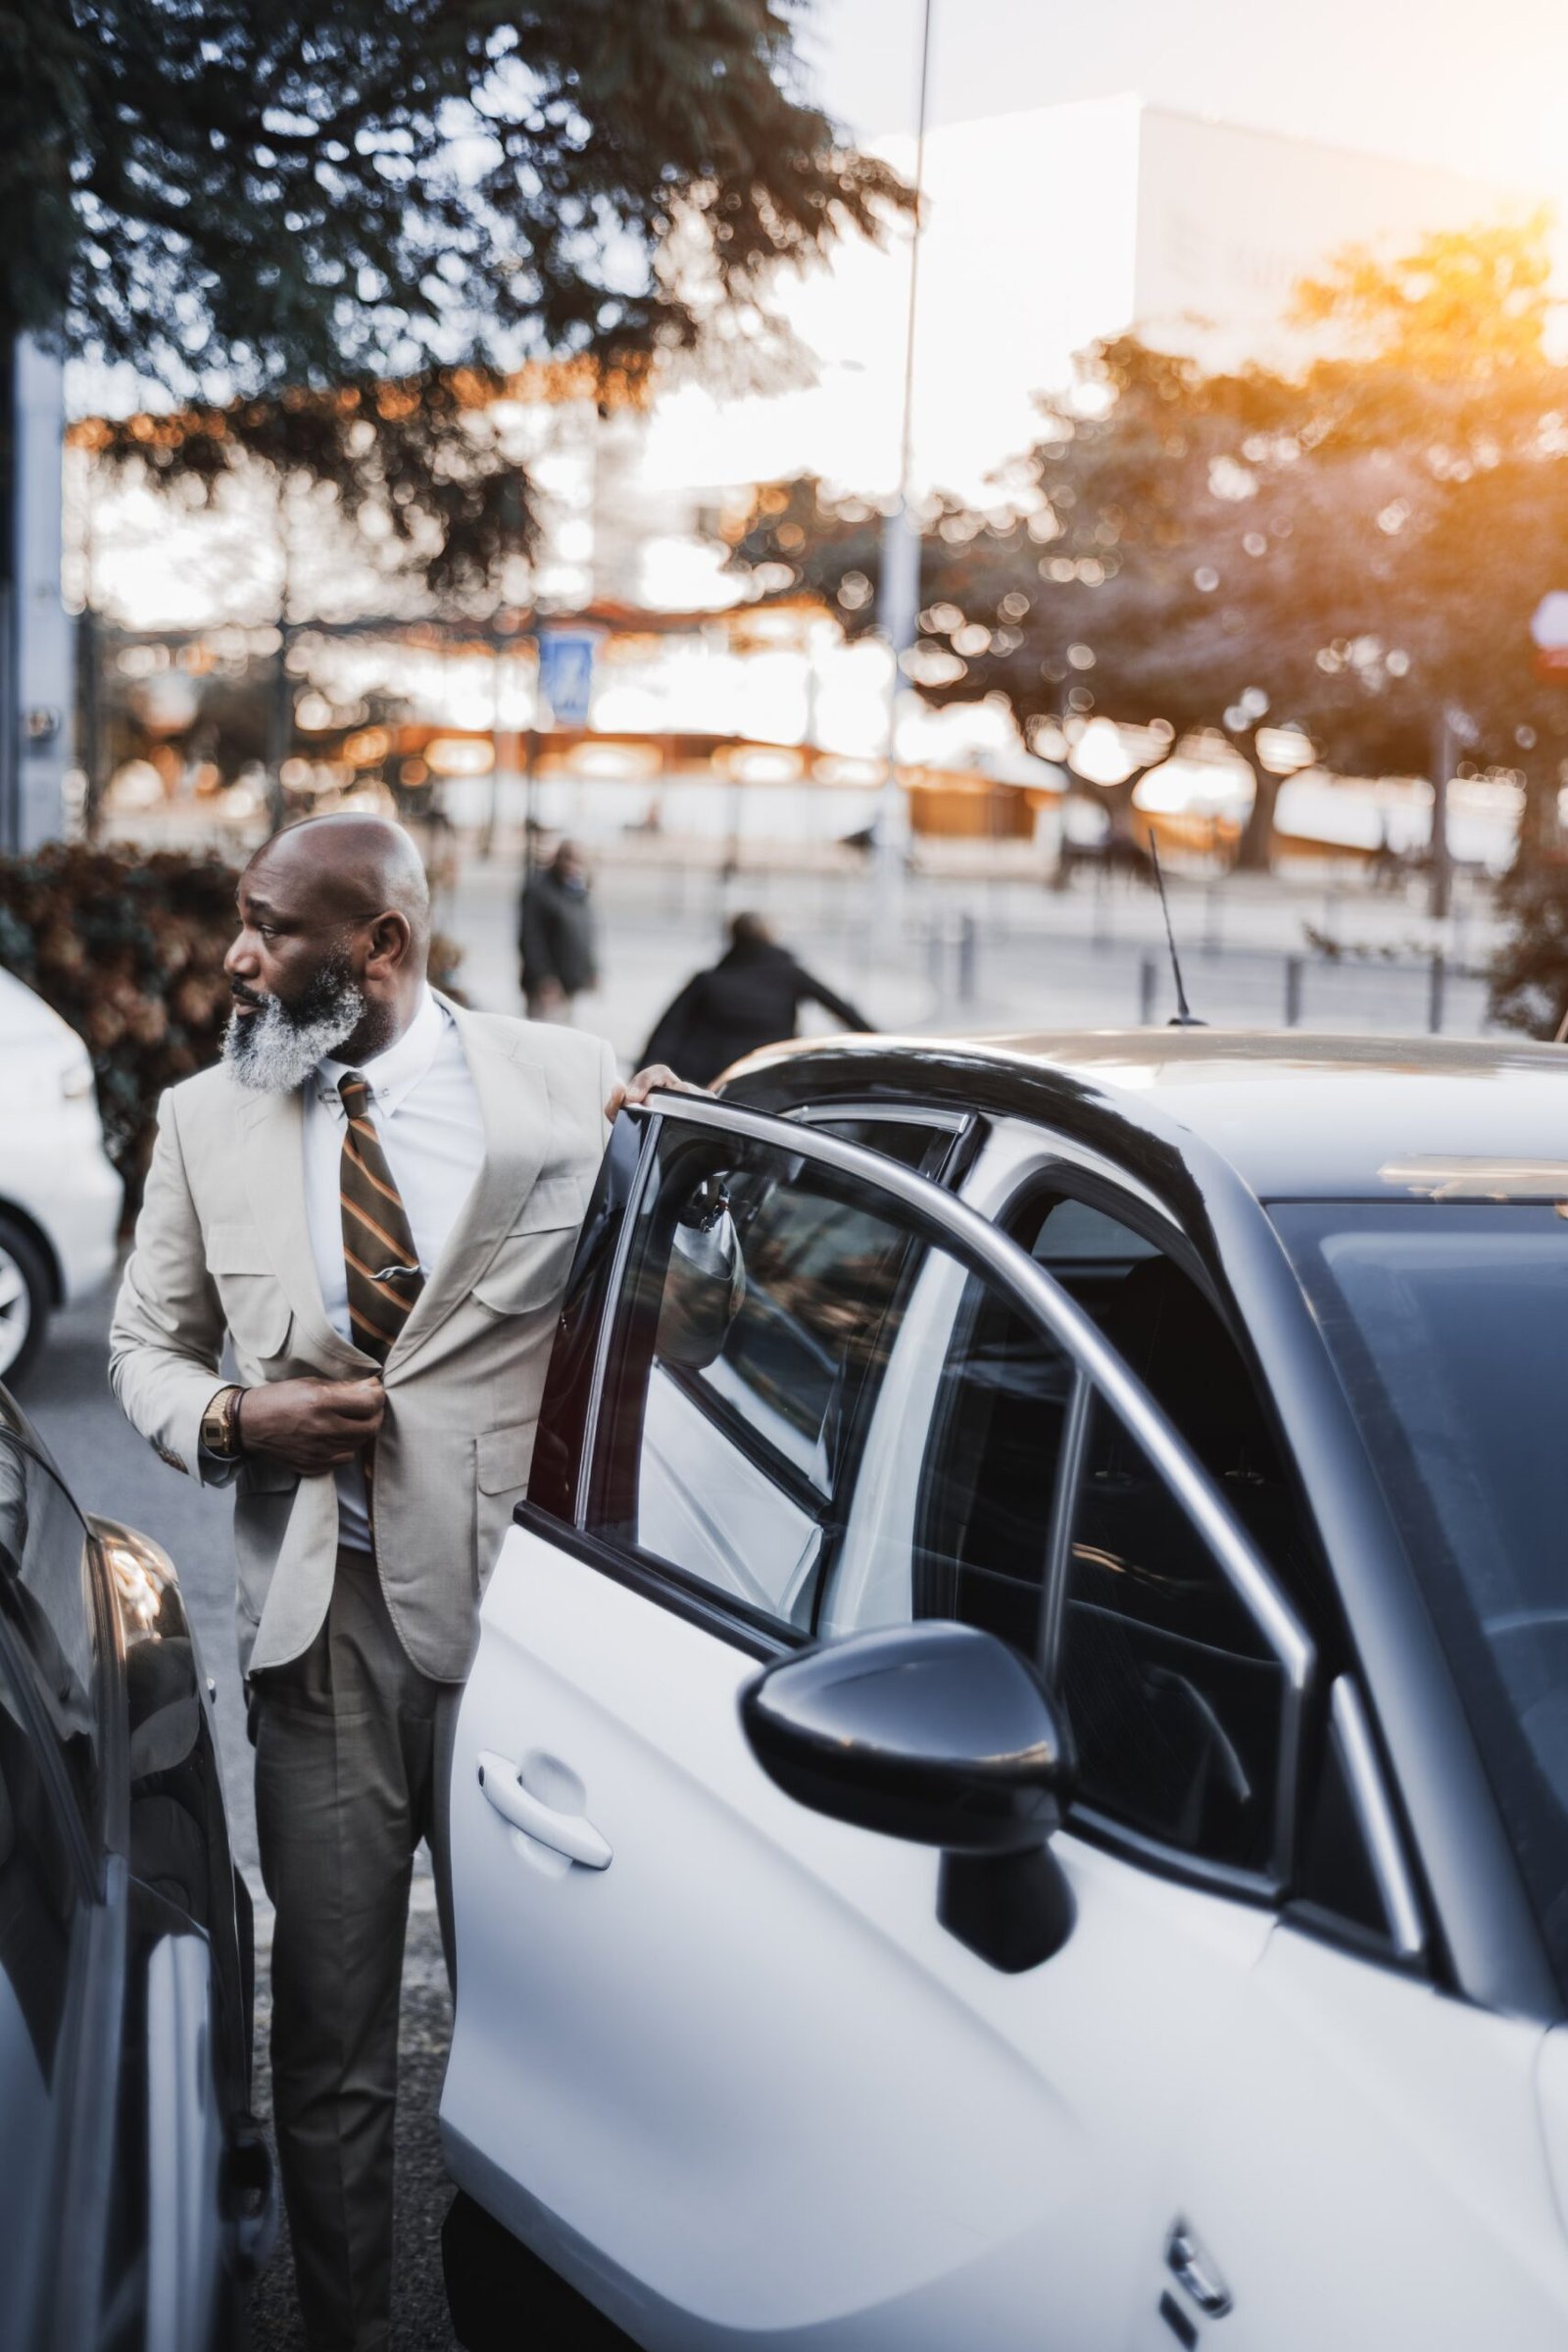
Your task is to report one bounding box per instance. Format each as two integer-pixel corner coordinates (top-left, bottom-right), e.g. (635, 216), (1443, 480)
(248, 813), (431, 953)
(224, 811), (436, 1081)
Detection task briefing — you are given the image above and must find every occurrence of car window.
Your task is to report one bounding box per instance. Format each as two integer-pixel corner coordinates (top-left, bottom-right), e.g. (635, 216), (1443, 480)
(791, 1114), (960, 1178)
(0, 1431), (100, 1849)
(1275, 1200), (1568, 1990)
(820, 1250), (1078, 1650)
(984, 1182), (1312, 1883)
(1016, 1185), (1332, 1626)
(590, 1130), (928, 1631)
(1058, 1391), (1290, 1879)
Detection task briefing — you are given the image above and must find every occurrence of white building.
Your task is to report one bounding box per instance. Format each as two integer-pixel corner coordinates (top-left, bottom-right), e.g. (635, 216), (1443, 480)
(636, 96), (1509, 532)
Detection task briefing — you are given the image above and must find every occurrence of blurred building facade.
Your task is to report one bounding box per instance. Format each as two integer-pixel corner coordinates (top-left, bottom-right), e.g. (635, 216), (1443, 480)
(70, 102), (1513, 858)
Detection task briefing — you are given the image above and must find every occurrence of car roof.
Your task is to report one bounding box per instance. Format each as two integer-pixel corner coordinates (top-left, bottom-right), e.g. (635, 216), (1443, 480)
(722, 1028), (1568, 1200)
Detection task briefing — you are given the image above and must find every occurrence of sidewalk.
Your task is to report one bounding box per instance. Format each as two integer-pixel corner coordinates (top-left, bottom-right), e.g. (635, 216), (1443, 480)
(441, 847), (1503, 1052)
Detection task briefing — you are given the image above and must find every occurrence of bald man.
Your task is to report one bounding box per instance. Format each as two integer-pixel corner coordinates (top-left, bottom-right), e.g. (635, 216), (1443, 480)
(110, 815), (679, 2351)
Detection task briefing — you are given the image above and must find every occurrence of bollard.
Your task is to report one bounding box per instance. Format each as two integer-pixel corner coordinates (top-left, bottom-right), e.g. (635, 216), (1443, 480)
(956, 911), (978, 1005)
(1140, 954), (1157, 1025)
(1428, 952), (1446, 1036)
(1284, 956), (1303, 1027)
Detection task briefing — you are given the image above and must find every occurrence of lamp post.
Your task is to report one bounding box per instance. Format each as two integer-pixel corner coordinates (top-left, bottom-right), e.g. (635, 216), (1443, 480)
(872, 0), (935, 920)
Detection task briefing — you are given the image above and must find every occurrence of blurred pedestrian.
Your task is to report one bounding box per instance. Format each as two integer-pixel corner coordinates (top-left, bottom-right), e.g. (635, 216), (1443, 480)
(517, 838), (598, 1020)
(641, 910), (872, 1086)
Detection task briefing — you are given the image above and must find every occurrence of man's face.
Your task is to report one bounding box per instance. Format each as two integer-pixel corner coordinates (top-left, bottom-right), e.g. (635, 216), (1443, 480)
(221, 858), (369, 1092)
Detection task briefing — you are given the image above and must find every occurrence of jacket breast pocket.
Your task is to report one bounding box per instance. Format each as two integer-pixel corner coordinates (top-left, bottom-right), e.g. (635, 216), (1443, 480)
(471, 1177), (588, 1319)
(208, 1222), (292, 1361)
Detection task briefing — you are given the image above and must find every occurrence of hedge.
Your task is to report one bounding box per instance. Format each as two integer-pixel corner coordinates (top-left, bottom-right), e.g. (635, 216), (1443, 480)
(0, 843), (465, 1213)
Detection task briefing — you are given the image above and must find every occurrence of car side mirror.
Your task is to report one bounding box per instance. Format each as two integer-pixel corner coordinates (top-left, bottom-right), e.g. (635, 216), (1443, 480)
(741, 1621), (1076, 1973)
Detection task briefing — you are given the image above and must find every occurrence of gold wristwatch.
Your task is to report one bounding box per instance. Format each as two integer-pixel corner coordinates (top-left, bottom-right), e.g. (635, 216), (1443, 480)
(200, 1385), (246, 1459)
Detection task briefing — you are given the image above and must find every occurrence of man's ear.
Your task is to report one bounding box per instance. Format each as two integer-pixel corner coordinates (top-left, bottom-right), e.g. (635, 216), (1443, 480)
(366, 909), (414, 975)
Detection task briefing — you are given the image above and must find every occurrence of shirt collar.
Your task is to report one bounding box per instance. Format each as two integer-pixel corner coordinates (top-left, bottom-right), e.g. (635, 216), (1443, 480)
(318, 986), (447, 1119)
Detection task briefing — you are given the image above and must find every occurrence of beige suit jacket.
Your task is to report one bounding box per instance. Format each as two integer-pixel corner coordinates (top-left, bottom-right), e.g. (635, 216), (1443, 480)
(109, 999), (615, 1683)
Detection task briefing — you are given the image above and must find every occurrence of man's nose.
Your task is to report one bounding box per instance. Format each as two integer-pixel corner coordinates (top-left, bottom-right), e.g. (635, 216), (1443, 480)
(224, 931), (258, 981)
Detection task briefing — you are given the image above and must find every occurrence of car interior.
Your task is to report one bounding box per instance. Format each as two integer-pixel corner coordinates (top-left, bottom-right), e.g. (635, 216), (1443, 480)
(915, 1182), (1328, 1879)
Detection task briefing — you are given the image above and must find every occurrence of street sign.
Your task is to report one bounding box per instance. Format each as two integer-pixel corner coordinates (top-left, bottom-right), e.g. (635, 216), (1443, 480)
(1530, 592), (1568, 679)
(536, 626), (603, 726)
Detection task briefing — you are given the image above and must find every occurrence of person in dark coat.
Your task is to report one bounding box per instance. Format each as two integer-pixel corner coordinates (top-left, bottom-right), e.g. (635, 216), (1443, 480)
(641, 911), (872, 1086)
(517, 840), (599, 1019)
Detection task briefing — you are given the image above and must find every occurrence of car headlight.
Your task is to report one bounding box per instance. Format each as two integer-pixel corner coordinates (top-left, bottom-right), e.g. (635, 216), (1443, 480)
(89, 1515), (180, 1643)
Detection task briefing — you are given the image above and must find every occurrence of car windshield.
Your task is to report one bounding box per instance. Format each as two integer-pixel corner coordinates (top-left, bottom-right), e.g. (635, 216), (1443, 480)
(1274, 1200), (1568, 1982)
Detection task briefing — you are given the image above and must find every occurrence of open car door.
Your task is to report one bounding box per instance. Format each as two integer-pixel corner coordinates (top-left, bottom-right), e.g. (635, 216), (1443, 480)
(441, 1094), (1327, 2351)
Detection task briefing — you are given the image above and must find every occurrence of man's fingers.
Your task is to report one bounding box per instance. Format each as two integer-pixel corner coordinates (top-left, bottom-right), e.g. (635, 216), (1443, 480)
(324, 1379), (385, 1424)
(605, 1080), (628, 1119)
(615, 1062), (693, 1110)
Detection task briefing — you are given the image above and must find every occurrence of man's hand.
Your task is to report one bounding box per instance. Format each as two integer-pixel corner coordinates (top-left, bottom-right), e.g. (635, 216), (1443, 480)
(239, 1376), (385, 1475)
(605, 1062), (694, 1120)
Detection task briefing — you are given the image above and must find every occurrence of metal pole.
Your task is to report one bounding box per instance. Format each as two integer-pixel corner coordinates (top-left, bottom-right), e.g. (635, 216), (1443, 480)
(1431, 707), (1453, 921)
(956, 909), (977, 1004)
(872, 0), (935, 911)
(1428, 951), (1446, 1035)
(1284, 955), (1302, 1027)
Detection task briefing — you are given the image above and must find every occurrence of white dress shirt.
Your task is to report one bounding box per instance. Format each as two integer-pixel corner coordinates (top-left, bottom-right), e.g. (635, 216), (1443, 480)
(303, 988), (485, 1550)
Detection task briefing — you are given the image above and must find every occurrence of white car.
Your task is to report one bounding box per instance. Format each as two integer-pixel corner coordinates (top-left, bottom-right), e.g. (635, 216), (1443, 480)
(441, 1032), (1568, 2352)
(0, 965), (121, 1380)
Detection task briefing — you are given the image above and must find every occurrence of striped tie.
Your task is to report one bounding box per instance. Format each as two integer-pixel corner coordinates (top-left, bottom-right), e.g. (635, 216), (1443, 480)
(338, 1073), (424, 1365)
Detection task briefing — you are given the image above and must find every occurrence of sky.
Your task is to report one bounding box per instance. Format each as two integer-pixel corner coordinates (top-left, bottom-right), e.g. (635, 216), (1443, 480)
(633, 0), (1565, 528)
(796, 0), (1568, 198)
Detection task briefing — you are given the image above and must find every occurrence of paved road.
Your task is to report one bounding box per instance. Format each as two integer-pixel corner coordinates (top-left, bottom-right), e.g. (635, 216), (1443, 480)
(24, 1282), (460, 2350)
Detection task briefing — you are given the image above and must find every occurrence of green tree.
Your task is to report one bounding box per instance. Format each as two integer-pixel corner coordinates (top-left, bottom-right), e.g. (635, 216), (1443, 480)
(3, 0), (906, 577)
(727, 219), (1568, 884)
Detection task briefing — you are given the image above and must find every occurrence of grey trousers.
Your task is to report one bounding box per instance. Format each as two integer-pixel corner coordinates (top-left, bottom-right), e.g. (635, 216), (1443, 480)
(252, 1547), (462, 2352)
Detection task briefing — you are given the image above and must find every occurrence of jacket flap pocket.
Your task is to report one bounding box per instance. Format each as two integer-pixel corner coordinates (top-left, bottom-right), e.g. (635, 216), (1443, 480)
(472, 1226), (579, 1316)
(476, 1419), (539, 1494)
(509, 1173), (589, 1235)
(209, 1222), (275, 1275)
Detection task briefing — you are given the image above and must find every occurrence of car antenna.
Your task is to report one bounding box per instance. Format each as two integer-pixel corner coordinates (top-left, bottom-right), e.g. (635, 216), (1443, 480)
(1146, 830), (1205, 1027)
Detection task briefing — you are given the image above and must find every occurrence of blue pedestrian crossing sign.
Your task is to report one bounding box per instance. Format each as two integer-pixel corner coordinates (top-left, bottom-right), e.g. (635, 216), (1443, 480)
(537, 627), (602, 725)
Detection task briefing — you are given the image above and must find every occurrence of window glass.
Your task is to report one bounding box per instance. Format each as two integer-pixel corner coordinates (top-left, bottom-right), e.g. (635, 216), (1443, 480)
(592, 1133), (927, 1630)
(831, 1263), (1077, 1650)
(1015, 1185), (1327, 1619)
(797, 1115), (957, 1176)
(1059, 1393), (1288, 1878)
(1274, 1200), (1568, 1989)
(594, 1127), (1071, 1644)
(0, 1431), (99, 1846)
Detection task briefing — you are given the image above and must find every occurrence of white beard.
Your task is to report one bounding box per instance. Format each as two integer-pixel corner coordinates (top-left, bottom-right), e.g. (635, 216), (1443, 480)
(221, 980), (367, 1094)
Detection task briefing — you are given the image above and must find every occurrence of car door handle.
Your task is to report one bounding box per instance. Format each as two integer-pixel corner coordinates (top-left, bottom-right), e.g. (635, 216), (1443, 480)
(1164, 2218), (1232, 2317)
(476, 1752), (612, 1869)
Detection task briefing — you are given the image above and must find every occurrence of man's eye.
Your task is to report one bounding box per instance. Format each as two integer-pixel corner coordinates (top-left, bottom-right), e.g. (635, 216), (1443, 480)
(256, 924), (278, 940)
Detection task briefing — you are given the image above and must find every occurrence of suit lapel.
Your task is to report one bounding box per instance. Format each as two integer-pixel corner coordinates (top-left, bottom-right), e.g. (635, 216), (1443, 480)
(237, 1085), (369, 1373)
(386, 1004), (550, 1373)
